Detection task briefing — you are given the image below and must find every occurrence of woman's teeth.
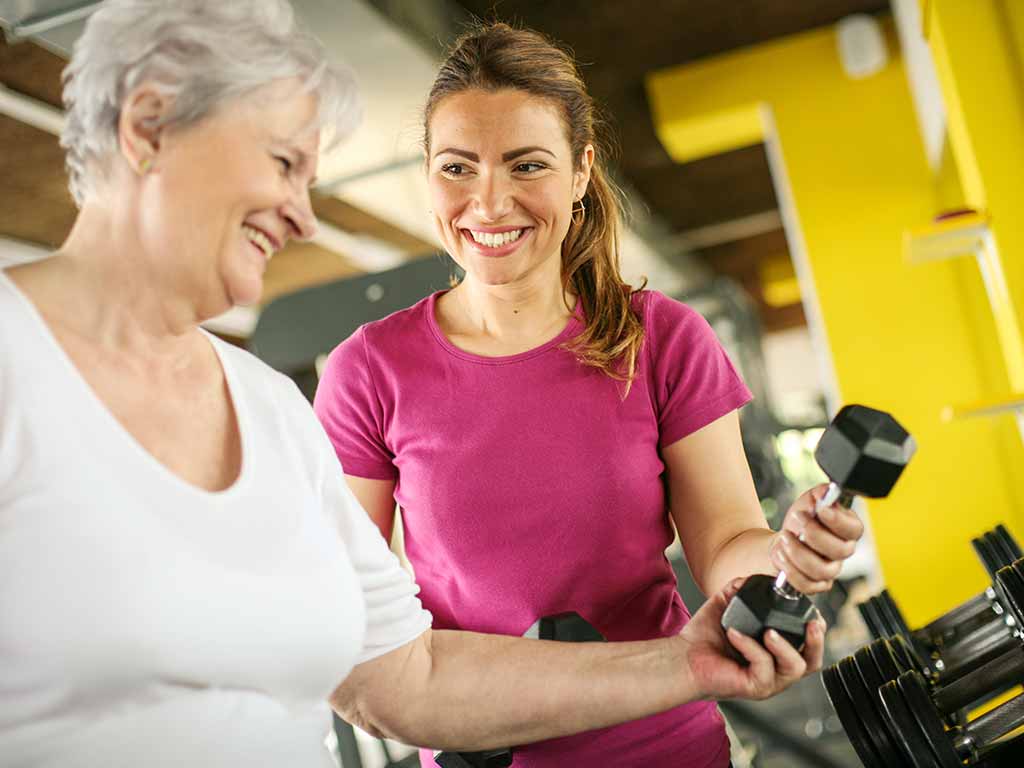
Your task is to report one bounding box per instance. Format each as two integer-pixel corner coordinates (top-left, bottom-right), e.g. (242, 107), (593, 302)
(242, 225), (274, 260)
(469, 229), (524, 247)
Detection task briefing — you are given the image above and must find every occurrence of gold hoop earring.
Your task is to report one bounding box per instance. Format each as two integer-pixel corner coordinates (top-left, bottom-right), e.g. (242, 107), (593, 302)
(571, 198), (586, 226)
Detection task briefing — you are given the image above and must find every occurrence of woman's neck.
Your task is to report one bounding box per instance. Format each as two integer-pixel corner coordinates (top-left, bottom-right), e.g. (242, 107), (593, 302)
(440, 269), (576, 355)
(9, 203), (209, 358)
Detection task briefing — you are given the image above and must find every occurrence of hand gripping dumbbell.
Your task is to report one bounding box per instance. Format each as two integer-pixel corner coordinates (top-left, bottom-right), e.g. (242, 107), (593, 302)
(824, 561), (1024, 768)
(721, 404), (916, 652)
(434, 612), (605, 768)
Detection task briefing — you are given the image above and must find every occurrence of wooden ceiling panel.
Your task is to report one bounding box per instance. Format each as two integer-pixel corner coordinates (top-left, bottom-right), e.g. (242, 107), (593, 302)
(631, 144), (777, 232)
(261, 241), (363, 305)
(0, 36), (65, 107)
(312, 193), (436, 254)
(457, 0), (889, 85)
(0, 114), (75, 247)
(696, 227), (789, 275)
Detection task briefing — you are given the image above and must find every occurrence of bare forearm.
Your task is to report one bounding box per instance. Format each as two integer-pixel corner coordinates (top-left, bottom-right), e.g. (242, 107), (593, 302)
(334, 628), (699, 751)
(700, 528), (778, 597)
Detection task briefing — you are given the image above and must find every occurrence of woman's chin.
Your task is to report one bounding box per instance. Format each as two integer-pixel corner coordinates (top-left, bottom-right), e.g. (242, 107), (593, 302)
(226, 277), (264, 310)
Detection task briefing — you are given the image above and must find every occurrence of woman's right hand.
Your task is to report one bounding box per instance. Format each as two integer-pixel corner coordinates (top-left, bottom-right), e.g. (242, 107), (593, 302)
(676, 577), (826, 702)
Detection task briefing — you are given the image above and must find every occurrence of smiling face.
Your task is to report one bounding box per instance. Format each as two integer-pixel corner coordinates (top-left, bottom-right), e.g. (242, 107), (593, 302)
(140, 78), (320, 309)
(427, 88), (592, 290)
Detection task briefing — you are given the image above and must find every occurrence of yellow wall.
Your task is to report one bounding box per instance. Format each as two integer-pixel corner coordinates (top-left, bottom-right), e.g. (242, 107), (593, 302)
(648, 17), (1023, 625)
(925, 0), (1024, 513)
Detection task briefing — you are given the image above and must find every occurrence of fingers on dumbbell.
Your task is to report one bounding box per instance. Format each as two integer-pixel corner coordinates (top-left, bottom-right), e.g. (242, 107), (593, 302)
(817, 503), (864, 541)
(764, 629), (807, 682)
(807, 483), (833, 508)
(774, 559), (833, 594)
(781, 532), (844, 581)
(728, 629), (778, 695)
(790, 521), (857, 562)
(800, 620), (826, 672)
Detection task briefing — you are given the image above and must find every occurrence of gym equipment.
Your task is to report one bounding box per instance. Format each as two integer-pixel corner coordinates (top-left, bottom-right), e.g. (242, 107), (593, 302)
(434, 613), (605, 768)
(824, 559), (1024, 767)
(722, 404), (915, 651)
(249, 256), (458, 401)
(856, 526), (1022, 681)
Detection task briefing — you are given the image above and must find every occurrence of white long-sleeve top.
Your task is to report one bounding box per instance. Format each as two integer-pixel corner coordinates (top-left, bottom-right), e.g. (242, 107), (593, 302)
(0, 270), (432, 768)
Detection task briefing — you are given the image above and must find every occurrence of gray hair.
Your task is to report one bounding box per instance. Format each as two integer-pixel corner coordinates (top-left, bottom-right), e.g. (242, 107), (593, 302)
(61, 0), (361, 206)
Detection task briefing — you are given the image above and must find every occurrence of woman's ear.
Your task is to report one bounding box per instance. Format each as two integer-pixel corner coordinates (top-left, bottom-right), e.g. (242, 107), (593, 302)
(118, 84), (173, 173)
(574, 143), (595, 201)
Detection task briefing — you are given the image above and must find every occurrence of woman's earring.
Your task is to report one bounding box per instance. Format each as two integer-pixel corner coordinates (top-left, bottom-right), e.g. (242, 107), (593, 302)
(138, 157), (152, 175)
(571, 197), (586, 226)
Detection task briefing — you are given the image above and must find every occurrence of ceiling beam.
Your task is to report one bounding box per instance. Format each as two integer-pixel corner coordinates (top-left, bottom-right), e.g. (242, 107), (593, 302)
(2, 1), (103, 40)
(0, 82), (64, 135)
(668, 209), (782, 250)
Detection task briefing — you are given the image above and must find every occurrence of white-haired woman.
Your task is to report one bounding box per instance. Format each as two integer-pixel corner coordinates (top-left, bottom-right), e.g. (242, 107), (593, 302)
(0, 2), (822, 766)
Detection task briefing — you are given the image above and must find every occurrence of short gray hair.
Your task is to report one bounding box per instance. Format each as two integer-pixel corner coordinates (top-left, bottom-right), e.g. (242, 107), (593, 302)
(61, 0), (361, 205)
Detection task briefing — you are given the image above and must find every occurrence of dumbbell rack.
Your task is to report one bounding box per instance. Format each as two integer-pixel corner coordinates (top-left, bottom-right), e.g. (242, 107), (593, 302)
(824, 525), (1024, 767)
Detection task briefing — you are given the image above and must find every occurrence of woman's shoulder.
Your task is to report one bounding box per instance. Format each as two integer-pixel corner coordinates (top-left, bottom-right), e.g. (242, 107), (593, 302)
(631, 288), (707, 331)
(332, 290), (440, 361)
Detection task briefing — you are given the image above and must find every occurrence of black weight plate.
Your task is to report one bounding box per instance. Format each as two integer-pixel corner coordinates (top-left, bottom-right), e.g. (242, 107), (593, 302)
(1010, 558), (1024, 598)
(857, 644), (898, 687)
(874, 596), (905, 641)
(995, 566), (1024, 628)
(985, 531), (1016, 569)
(995, 523), (1022, 561)
(851, 647), (913, 766)
(840, 657), (901, 768)
(974, 537), (1003, 581)
(891, 633), (932, 678)
(975, 729), (1024, 767)
(869, 638), (909, 680)
(896, 671), (962, 768)
(878, 677), (941, 768)
(859, 598), (890, 641)
(1012, 557), (1024, 581)
(823, 662), (887, 768)
(880, 589), (916, 641)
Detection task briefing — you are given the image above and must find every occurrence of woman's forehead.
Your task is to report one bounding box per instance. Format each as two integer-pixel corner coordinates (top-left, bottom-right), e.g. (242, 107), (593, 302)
(430, 90), (569, 151)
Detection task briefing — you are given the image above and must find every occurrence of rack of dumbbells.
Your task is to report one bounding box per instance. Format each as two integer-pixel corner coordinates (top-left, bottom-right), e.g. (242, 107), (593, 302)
(824, 524), (1024, 767)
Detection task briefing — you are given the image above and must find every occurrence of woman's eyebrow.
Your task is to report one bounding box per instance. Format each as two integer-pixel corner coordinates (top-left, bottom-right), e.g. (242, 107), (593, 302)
(431, 146), (557, 161)
(433, 147), (478, 161)
(502, 146), (556, 161)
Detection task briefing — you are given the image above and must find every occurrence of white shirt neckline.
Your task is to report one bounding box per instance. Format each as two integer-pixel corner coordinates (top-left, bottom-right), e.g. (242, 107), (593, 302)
(0, 269), (253, 499)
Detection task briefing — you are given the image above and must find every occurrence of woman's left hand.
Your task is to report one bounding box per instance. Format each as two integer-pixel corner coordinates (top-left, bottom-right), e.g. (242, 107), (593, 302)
(769, 483), (865, 594)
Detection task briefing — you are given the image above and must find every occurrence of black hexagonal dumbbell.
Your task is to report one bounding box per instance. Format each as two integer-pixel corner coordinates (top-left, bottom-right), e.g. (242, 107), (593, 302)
(434, 612), (605, 768)
(721, 404), (916, 653)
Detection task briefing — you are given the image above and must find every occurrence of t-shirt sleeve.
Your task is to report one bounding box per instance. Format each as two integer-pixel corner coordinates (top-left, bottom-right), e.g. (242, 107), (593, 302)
(278, 371), (432, 666)
(321, 459), (433, 665)
(313, 326), (398, 480)
(645, 292), (753, 448)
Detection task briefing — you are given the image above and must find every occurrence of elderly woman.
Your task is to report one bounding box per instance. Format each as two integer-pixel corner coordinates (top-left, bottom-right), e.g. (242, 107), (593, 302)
(0, 2), (823, 767)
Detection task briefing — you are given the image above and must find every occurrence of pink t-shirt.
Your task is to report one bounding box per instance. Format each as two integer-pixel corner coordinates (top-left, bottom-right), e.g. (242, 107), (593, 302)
(315, 289), (752, 768)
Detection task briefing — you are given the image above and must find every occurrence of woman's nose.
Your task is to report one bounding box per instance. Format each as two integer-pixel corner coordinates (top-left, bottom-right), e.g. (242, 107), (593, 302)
(472, 173), (514, 221)
(282, 187), (318, 242)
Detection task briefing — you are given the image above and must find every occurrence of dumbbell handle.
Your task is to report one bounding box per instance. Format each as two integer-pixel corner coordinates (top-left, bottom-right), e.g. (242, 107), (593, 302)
(921, 588), (998, 643)
(934, 643), (1024, 713)
(773, 482), (855, 599)
(939, 620), (1017, 680)
(953, 690), (1024, 760)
